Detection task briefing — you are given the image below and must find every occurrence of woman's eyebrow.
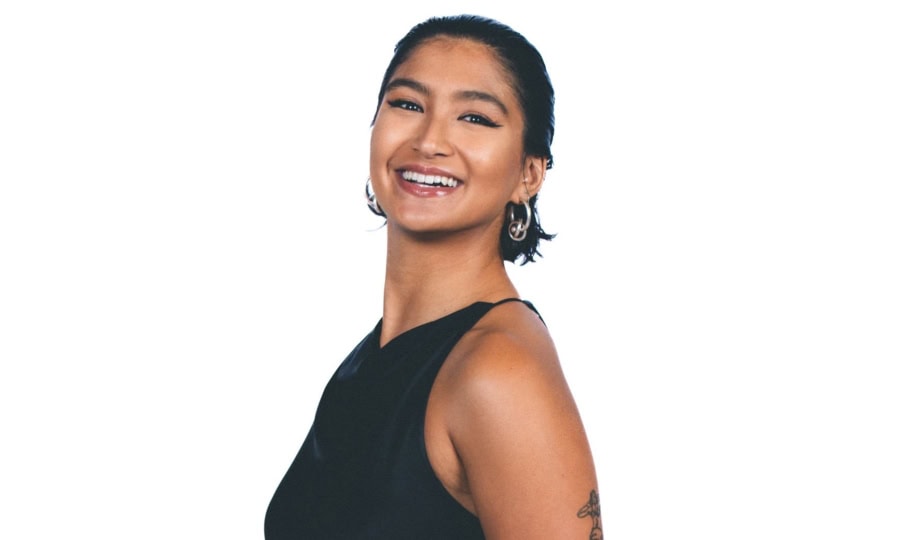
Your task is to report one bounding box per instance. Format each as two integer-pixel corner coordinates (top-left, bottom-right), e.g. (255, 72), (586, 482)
(454, 90), (508, 116)
(386, 77), (508, 116)
(386, 77), (429, 95)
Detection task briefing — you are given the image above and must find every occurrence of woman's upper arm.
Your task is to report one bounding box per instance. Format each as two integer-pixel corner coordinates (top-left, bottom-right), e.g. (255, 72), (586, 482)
(448, 329), (600, 540)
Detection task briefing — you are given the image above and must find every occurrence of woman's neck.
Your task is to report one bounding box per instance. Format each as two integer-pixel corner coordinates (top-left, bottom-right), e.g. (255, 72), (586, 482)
(380, 225), (518, 347)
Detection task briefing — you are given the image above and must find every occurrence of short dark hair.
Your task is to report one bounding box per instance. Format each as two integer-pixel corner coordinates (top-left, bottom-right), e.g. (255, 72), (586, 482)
(372, 15), (556, 264)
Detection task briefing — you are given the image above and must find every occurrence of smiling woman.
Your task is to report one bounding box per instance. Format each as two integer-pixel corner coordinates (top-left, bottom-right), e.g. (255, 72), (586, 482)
(265, 15), (599, 540)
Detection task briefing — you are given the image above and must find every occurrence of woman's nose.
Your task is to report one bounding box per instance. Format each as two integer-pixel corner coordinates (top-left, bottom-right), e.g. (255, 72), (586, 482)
(411, 114), (452, 157)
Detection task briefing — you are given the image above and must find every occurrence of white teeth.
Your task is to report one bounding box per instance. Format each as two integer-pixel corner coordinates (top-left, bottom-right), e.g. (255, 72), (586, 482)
(402, 170), (458, 187)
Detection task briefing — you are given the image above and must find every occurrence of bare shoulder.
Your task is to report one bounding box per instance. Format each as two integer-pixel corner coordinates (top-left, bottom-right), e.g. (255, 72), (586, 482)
(446, 301), (575, 420)
(440, 301), (600, 539)
(451, 300), (559, 379)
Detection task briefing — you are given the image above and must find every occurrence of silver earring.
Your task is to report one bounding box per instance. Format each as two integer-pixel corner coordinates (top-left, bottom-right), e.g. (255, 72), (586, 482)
(508, 200), (532, 242)
(365, 177), (385, 216)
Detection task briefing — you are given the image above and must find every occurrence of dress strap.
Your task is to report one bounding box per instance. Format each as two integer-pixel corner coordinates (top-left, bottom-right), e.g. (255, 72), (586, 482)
(489, 297), (545, 325)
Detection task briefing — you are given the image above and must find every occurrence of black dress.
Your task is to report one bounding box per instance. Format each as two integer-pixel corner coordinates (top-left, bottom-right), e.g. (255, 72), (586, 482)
(265, 299), (538, 539)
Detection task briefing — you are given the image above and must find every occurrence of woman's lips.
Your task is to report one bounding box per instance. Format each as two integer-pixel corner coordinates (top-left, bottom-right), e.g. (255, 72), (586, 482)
(396, 168), (461, 197)
(401, 169), (459, 188)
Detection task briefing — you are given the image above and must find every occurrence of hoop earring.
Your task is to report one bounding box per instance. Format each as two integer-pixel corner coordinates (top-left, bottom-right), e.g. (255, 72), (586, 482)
(508, 200), (531, 242)
(365, 177), (385, 217)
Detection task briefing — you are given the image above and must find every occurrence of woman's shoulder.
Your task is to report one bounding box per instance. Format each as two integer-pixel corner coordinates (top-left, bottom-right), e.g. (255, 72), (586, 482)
(450, 299), (561, 385)
(442, 299), (576, 426)
(435, 300), (599, 538)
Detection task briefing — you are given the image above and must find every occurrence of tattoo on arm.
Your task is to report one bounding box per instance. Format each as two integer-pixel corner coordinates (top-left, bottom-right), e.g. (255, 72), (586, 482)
(576, 489), (602, 540)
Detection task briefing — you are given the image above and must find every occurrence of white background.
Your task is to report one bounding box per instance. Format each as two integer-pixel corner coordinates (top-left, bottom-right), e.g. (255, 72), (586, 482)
(1, 1), (909, 538)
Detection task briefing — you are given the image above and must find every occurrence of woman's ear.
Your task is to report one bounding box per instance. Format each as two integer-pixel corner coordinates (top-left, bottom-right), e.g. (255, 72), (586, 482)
(512, 155), (547, 203)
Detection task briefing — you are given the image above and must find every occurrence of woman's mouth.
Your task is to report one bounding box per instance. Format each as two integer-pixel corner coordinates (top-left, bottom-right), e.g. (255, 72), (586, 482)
(401, 170), (460, 188)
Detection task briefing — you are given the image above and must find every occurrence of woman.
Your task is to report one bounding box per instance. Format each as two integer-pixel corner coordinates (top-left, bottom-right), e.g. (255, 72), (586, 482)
(266, 15), (599, 539)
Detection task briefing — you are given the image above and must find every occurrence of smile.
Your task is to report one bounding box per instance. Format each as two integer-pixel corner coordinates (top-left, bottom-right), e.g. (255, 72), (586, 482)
(401, 170), (459, 188)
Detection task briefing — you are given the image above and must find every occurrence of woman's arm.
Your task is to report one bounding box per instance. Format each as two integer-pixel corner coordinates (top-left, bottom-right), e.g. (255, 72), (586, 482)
(445, 304), (600, 539)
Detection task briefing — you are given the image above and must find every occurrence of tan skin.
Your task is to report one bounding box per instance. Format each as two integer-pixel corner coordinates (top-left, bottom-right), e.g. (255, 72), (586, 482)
(370, 37), (599, 539)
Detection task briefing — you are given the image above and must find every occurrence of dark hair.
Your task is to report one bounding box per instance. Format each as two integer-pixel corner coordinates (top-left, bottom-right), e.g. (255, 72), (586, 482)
(372, 15), (556, 264)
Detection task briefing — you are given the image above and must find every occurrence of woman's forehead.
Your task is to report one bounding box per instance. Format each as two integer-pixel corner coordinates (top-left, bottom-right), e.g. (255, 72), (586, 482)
(390, 37), (516, 98)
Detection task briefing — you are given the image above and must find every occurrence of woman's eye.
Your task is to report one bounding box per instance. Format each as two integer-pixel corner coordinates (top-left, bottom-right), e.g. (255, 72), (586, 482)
(460, 113), (500, 127)
(388, 99), (423, 113)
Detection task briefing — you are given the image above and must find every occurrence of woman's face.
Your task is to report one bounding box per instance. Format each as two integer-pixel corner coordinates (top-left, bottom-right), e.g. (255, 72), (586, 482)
(370, 37), (533, 240)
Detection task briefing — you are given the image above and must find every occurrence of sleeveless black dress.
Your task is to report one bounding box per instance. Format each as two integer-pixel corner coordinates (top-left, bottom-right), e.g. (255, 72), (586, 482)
(265, 299), (538, 539)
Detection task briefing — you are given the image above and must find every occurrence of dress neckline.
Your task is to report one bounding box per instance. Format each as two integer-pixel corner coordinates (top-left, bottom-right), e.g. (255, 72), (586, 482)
(375, 298), (525, 351)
